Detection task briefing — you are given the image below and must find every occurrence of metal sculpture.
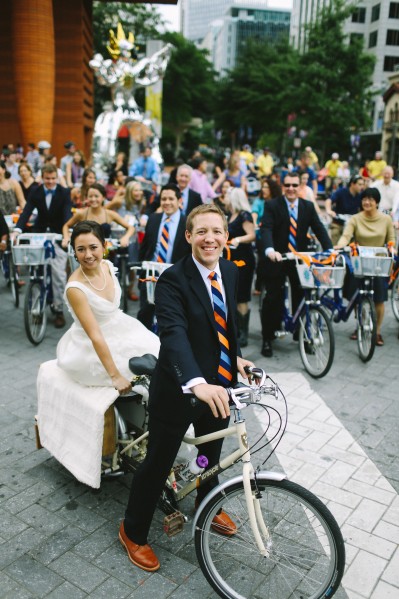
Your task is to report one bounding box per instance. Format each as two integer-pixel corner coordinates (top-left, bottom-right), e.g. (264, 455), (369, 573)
(89, 23), (172, 178)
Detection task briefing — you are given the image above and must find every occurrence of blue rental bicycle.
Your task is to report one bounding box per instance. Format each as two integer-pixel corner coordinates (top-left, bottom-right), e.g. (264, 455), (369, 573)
(12, 233), (62, 345)
(1, 238), (20, 307)
(265, 252), (345, 378)
(319, 246), (393, 362)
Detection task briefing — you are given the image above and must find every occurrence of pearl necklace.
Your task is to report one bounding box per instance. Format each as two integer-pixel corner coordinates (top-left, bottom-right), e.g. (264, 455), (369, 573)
(80, 263), (107, 291)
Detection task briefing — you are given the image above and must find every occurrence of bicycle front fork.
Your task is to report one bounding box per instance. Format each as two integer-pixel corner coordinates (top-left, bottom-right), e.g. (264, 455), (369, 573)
(242, 462), (271, 556)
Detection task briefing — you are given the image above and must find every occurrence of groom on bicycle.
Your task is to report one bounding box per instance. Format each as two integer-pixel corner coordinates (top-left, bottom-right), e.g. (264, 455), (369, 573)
(120, 204), (254, 572)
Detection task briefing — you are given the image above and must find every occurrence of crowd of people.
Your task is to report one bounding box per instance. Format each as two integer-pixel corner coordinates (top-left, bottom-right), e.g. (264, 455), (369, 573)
(1, 139), (398, 343)
(1, 137), (398, 573)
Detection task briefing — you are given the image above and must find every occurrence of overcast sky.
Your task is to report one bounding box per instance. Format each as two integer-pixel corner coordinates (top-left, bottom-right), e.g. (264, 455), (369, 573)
(155, 0), (293, 32)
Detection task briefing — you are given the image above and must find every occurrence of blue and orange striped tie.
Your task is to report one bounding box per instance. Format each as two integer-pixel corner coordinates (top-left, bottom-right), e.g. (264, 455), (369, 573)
(209, 272), (232, 386)
(288, 205), (297, 252)
(157, 218), (170, 263)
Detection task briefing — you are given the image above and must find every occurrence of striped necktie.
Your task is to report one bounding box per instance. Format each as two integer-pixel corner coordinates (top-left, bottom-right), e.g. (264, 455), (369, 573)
(288, 204), (297, 252)
(157, 218), (170, 263)
(209, 272), (232, 386)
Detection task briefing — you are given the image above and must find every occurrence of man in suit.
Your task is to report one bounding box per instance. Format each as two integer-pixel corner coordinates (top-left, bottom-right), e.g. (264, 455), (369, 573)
(119, 204), (254, 572)
(145, 163), (202, 217)
(14, 164), (71, 328)
(175, 163), (203, 215)
(260, 172), (332, 357)
(137, 184), (191, 329)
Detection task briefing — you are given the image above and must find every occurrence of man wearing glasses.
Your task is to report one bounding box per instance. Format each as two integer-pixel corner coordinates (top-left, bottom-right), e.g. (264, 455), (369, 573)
(259, 172), (332, 357)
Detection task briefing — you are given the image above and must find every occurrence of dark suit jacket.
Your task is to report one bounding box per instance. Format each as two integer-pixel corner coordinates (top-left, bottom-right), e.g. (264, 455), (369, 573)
(139, 211), (191, 262)
(146, 188), (202, 216)
(16, 184), (71, 233)
(148, 255), (241, 422)
(260, 196), (332, 276)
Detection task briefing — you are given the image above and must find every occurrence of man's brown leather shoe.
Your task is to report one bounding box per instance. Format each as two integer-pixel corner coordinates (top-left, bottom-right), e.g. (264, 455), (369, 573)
(118, 521), (160, 572)
(211, 510), (237, 536)
(195, 500), (237, 537)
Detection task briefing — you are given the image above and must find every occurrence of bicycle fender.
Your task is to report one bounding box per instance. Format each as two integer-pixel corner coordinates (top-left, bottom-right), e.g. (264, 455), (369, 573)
(191, 470), (287, 537)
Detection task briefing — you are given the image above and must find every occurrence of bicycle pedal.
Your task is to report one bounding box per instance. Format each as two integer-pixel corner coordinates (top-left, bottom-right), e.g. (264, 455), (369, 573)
(163, 511), (185, 537)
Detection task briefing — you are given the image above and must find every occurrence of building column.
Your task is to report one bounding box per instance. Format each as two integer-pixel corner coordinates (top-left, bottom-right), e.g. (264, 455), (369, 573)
(11, 0), (55, 146)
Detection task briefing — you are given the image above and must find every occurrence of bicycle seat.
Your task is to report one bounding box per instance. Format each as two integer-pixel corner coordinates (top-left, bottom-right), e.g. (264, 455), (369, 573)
(129, 353), (157, 376)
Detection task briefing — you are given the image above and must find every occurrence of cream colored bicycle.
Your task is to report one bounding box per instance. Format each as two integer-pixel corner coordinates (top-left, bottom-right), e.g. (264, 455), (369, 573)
(117, 360), (345, 599)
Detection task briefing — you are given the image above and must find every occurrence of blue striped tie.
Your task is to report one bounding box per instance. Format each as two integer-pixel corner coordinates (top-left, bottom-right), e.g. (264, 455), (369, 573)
(288, 205), (297, 252)
(209, 272), (232, 386)
(157, 218), (170, 263)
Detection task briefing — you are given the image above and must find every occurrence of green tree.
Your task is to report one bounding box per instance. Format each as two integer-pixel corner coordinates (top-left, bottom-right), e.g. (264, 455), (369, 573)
(161, 32), (216, 155)
(293, 0), (375, 159)
(214, 40), (299, 152)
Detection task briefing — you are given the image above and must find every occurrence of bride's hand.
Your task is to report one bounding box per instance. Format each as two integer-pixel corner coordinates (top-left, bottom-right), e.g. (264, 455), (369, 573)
(111, 374), (132, 395)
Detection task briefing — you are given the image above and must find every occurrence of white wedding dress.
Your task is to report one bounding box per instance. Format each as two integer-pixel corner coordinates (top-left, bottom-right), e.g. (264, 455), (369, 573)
(37, 260), (159, 488)
(57, 260), (159, 385)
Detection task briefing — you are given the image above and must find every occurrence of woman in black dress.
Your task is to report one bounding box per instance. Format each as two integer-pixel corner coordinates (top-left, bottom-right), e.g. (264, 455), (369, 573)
(227, 188), (256, 347)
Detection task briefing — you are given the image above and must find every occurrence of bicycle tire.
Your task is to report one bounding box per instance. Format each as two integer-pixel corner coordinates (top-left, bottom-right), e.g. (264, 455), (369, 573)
(391, 275), (399, 322)
(298, 305), (334, 378)
(9, 256), (19, 308)
(195, 476), (345, 599)
(24, 281), (47, 345)
(356, 296), (376, 362)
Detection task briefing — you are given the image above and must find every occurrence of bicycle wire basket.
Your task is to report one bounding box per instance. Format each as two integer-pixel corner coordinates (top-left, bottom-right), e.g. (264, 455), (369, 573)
(141, 261), (172, 304)
(296, 254), (346, 289)
(350, 246), (392, 278)
(12, 233), (59, 266)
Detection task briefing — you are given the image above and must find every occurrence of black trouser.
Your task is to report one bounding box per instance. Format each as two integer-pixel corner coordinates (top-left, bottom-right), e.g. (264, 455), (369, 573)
(261, 261), (303, 341)
(124, 405), (230, 545)
(137, 283), (155, 330)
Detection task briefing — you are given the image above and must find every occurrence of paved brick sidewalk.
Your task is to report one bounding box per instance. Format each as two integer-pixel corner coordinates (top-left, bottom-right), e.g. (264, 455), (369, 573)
(0, 280), (398, 598)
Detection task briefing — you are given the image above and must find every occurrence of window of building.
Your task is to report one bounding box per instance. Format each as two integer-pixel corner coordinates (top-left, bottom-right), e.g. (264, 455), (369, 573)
(369, 31), (378, 47)
(371, 4), (380, 21)
(384, 55), (399, 71)
(387, 29), (399, 45)
(389, 2), (399, 18)
(352, 7), (366, 23)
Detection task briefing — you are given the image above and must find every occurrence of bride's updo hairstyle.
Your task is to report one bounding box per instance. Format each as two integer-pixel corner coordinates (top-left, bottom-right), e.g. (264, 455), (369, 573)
(71, 220), (106, 249)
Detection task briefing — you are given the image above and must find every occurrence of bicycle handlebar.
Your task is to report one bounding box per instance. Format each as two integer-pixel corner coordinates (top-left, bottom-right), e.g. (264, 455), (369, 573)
(189, 367), (277, 409)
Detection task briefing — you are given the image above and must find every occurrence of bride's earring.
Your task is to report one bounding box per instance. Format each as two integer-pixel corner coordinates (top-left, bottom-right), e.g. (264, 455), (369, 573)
(74, 253), (78, 262)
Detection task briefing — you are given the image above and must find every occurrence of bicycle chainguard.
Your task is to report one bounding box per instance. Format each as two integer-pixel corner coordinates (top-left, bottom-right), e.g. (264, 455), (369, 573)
(163, 511), (185, 537)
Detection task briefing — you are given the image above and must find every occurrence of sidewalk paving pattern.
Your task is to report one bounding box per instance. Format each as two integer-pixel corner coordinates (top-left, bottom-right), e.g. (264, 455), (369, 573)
(0, 279), (398, 598)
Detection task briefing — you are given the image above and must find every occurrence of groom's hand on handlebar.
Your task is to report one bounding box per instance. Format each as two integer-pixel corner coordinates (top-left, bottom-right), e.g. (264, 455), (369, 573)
(191, 383), (230, 419)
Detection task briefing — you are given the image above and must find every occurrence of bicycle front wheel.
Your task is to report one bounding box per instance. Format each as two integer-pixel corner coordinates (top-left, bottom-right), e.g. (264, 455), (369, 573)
(9, 256), (19, 308)
(195, 476), (345, 599)
(298, 305), (334, 378)
(24, 281), (47, 345)
(391, 275), (399, 322)
(356, 296), (376, 362)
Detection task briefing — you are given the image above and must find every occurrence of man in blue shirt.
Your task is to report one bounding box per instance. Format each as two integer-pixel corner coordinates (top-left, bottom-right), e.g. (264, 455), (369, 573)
(325, 175), (364, 245)
(129, 146), (160, 187)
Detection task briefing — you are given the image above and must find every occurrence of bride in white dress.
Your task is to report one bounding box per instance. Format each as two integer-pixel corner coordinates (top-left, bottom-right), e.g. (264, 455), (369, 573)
(57, 220), (159, 391)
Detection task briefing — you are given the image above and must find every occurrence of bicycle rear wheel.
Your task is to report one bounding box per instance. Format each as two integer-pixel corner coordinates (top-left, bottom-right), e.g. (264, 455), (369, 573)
(195, 476), (345, 599)
(391, 275), (399, 322)
(356, 296), (376, 362)
(24, 281), (47, 345)
(298, 305), (334, 378)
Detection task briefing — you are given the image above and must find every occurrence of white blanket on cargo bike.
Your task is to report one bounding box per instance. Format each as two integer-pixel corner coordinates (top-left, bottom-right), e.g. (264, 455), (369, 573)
(37, 360), (149, 488)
